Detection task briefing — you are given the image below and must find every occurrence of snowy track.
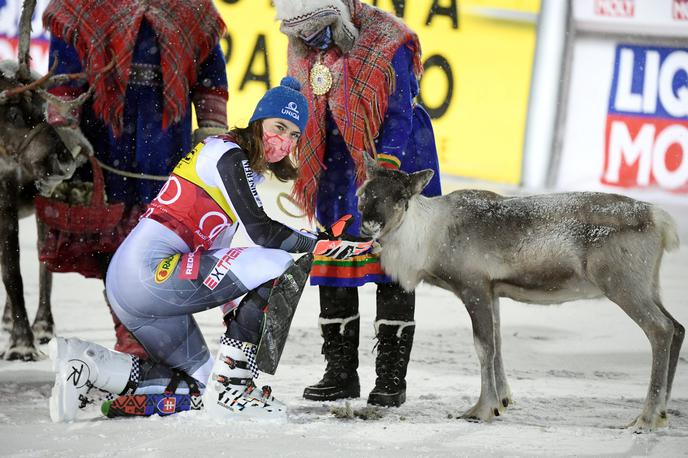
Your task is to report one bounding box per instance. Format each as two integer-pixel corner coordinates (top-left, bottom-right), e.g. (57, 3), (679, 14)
(1, 179), (687, 457)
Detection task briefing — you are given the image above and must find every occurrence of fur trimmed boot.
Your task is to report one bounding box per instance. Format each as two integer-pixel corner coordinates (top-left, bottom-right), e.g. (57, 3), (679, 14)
(303, 314), (361, 400)
(367, 320), (415, 407)
(304, 286), (361, 401)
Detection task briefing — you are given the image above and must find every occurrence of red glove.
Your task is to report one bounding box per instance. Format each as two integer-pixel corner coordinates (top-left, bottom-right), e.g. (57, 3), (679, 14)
(313, 215), (373, 260)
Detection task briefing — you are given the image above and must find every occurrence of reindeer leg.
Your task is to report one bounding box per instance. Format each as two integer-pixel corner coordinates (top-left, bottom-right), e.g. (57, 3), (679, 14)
(493, 298), (512, 412)
(651, 255), (685, 407)
(596, 272), (673, 432)
(457, 283), (502, 422)
(0, 194), (40, 361)
(620, 299), (672, 433)
(31, 219), (54, 344)
(654, 301), (684, 406)
(1, 296), (11, 332)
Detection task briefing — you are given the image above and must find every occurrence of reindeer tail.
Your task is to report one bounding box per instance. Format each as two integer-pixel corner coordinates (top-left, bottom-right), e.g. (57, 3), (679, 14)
(652, 207), (680, 252)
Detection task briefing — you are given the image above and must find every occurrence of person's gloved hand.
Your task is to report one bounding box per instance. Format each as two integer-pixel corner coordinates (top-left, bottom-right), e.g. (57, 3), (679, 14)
(193, 126), (227, 146)
(313, 214), (374, 260)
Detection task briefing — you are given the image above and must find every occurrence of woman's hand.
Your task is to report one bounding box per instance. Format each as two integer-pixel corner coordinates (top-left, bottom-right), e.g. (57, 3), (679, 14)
(313, 214), (373, 260)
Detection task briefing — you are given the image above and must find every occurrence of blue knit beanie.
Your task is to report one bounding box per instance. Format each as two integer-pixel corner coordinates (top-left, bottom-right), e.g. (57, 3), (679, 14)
(249, 76), (308, 132)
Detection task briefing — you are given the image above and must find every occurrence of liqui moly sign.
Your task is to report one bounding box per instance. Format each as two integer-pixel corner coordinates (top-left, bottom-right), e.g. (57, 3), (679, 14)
(603, 44), (688, 192)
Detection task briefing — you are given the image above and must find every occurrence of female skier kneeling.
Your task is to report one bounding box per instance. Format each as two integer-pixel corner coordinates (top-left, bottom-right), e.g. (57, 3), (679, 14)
(49, 77), (372, 422)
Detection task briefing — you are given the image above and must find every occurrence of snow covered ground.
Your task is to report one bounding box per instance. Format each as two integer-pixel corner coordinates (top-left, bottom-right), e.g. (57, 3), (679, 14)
(1, 178), (687, 457)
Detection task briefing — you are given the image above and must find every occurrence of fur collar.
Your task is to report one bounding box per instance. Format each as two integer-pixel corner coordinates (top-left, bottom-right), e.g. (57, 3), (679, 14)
(274, 0), (359, 53)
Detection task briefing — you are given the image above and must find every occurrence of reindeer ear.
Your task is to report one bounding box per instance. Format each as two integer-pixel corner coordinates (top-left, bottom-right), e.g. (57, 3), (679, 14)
(363, 152), (378, 177)
(408, 169), (434, 195)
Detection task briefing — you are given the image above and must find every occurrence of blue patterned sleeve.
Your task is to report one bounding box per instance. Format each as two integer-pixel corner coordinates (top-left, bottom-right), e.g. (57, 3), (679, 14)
(374, 43), (417, 169)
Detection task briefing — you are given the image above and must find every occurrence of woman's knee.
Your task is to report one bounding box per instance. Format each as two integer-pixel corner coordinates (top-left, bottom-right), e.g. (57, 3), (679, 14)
(235, 248), (293, 289)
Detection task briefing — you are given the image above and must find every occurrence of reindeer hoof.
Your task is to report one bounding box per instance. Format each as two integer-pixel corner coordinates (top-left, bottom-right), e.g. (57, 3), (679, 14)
(1, 344), (44, 362)
(627, 413), (667, 433)
(461, 402), (500, 423)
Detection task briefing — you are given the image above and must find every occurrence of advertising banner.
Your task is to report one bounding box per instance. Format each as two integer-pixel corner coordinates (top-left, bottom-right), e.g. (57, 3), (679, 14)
(556, 37), (688, 235)
(214, 0), (540, 184)
(0, 0), (540, 185)
(603, 44), (688, 192)
(573, 0), (688, 37)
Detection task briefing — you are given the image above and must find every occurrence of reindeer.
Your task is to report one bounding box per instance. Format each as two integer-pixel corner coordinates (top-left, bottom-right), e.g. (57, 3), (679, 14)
(0, 0), (94, 360)
(356, 153), (684, 433)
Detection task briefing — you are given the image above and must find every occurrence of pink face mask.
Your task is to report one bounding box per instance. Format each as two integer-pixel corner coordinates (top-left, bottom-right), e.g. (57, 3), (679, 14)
(263, 131), (296, 163)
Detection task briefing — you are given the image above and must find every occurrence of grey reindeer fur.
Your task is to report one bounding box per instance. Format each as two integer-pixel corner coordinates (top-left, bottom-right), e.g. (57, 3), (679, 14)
(0, 0), (87, 361)
(357, 153), (684, 432)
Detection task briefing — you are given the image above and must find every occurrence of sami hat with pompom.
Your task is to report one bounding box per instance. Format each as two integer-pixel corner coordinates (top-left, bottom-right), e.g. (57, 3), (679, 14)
(249, 76), (309, 132)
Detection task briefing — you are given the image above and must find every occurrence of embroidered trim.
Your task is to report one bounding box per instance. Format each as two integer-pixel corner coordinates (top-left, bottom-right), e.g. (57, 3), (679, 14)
(376, 153), (401, 169)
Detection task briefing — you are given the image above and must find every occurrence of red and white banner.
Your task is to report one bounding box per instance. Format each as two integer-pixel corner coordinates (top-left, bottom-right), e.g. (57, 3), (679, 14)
(0, 0), (50, 71)
(574, 0), (688, 37)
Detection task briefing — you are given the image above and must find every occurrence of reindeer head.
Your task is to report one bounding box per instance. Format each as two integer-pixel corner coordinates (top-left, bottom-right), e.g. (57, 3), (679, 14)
(0, 0), (101, 196)
(357, 153), (434, 240)
(0, 61), (79, 196)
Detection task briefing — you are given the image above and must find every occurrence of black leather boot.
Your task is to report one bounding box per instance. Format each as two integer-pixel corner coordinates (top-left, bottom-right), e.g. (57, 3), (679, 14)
(368, 282), (415, 407)
(303, 286), (360, 401)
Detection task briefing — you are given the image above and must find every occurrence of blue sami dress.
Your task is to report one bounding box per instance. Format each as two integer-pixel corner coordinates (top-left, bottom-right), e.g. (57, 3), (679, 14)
(311, 44), (442, 287)
(49, 20), (227, 207)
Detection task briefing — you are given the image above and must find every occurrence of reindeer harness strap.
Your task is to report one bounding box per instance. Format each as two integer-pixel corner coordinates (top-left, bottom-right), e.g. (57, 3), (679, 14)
(16, 122), (51, 158)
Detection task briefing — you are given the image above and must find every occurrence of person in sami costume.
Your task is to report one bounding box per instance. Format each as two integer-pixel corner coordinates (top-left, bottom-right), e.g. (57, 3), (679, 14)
(274, 0), (442, 407)
(42, 0), (229, 358)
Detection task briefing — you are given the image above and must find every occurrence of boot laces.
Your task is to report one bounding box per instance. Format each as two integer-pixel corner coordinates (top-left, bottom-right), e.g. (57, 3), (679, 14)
(322, 336), (357, 380)
(373, 331), (406, 388)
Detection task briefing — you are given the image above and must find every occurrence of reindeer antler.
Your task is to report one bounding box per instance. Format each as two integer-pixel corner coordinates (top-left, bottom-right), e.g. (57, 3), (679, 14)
(0, 59), (59, 101)
(16, 0), (36, 82)
(36, 58), (116, 114)
(1, 0), (116, 108)
(48, 55), (115, 87)
(0, 0), (90, 104)
(0, 56), (114, 108)
(0, 58), (84, 104)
